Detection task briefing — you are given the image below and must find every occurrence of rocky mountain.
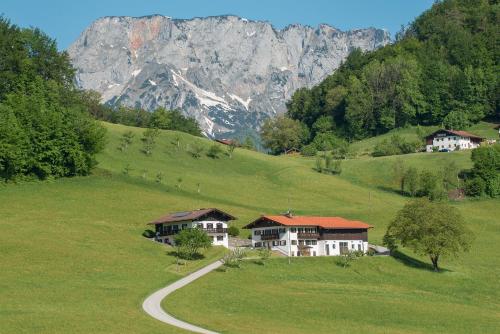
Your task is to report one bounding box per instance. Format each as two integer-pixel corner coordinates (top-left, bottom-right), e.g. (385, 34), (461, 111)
(68, 15), (390, 138)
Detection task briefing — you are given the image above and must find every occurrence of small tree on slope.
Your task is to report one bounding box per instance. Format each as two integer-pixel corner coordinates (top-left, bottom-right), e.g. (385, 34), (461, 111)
(384, 198), (473, 272)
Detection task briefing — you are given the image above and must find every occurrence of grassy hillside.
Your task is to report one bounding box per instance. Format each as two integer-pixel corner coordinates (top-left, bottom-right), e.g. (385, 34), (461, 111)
(1, 121), (499, 333)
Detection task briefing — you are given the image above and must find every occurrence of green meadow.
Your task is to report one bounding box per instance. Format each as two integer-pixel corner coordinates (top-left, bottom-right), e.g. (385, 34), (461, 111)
(1, 122), (499, 333)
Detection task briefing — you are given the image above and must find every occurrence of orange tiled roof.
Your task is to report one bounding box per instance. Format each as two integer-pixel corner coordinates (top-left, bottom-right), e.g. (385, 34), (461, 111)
(245, 215), (372, 229)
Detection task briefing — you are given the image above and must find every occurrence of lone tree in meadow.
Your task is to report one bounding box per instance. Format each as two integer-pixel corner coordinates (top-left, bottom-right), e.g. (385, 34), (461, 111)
(174, 228), (212, 260)
(384, 198), (473, 272)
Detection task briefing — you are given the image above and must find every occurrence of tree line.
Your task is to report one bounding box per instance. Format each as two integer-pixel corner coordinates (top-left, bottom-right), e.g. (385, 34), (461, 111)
(80, 90), (203, 137)
(285, 0), (498, 143)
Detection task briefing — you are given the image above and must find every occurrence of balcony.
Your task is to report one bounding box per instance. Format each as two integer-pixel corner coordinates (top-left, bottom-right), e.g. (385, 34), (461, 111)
(297, 232), (320, 239)
(202, 228), (227, 234)
(260, 234), (279, 240)
(157, 228), (227, 236)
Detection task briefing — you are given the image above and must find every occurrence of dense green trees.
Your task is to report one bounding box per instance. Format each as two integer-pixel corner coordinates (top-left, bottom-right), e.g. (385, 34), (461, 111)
(385, 198), (473, 271)
(286, 0), (498, 141)
(260, 115), (309, 154)
(86, 100), (203, 137)
(0, 18), (106, 181)
(465, 145), (500, 197)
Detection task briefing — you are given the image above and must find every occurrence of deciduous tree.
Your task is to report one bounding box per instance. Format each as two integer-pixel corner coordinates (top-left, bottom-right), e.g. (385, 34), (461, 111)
(385, 198), (473, 271)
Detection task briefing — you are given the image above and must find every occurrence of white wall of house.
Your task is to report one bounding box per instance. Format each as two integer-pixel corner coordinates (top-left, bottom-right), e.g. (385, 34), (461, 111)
(156, 220), (229, 248)
(250, 226), (368, 257)
(426, 135), (479, 152)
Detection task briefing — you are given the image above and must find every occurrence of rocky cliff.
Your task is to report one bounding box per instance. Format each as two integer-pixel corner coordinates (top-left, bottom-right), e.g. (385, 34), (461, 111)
(68, 15), (390, 137)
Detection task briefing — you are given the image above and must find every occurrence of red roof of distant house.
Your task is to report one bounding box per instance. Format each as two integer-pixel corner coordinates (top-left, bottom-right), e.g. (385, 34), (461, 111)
(244, 215), (372, 229)
(148, 208), (236, 225)
(426, 129), (483, 140)
(215, 139), (235, 146)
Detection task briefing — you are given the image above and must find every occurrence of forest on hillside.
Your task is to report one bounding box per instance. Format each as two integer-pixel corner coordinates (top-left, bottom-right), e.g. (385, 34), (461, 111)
(286, 0), (499, 142)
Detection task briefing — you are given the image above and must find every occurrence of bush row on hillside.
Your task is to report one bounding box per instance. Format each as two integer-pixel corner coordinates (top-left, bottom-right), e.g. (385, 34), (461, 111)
(372, 134), (422, 157)
(81, 91), (203, 137)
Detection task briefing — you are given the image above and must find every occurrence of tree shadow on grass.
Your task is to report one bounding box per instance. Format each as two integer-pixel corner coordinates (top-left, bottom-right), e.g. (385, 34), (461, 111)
(392, 250), (451, 273)
(376, 185), (406, 196)
(166, 250), (205, 261)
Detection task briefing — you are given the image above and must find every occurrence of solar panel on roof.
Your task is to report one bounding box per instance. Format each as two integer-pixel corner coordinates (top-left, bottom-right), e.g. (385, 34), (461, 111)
(172, 211), (192, 218)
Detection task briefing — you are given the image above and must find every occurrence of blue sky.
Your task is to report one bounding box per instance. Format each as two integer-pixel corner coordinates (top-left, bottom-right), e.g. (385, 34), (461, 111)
(2, 0), (435, 50)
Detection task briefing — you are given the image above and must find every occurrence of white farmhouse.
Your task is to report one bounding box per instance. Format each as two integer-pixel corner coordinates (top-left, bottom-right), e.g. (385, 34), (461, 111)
(148, 208), (235, 248)
(425, 129), (483, 152)
(243, 214), (372, 257)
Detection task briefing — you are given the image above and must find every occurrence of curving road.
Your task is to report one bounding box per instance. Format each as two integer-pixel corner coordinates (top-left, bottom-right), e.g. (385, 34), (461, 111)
(142, 260), (223, 334)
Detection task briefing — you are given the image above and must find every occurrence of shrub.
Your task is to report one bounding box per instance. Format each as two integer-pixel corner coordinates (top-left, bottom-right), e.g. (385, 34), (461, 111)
(301, 144), (317, 156)
(315, 156), (323, 172)
(228, 225), (240, 237)
(189, 142), (204, 158)
(335, 251), (357, 268)
(464, 177), (486, 197)
(258, 247), (271, 264)
(142, 229), (155, 238)
(206, 144), (223, 159)
(222, 248), (247, 268)
(372, 134), (420, 157)
(155, 172), (164, 184)
(141, 128), (159, 156)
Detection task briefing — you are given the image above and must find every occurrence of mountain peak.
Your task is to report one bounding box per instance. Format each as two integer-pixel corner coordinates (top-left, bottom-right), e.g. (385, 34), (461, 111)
(69, 15), (390, 138)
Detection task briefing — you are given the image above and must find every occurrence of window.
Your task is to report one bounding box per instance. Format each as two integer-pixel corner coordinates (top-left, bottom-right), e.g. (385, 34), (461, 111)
(279, 228), (286, 233)
(298, 240), (304, 245)
(297, 228), (304, 233)
(313, 251), (316, 256)
(217, 235), (224, 241)
(255, 242), (261, 247)
(290, 228), (297, 233)
(181, 224), (187, 229)
(254, 230), (261, 235)
(358, 244), (361, 251)
(351, 244), (355, 249)
(207, 223), (213, 229)
(216, 223), (223, 229)
(172, 225), (179, 231)
(197, 223), (203, 228)
(332, 243), (336, 249)
(291, 240), (297, 245)
(280, 240), (286, 246)
(272, 240), (279, 246)
(325, 244), (330, 255)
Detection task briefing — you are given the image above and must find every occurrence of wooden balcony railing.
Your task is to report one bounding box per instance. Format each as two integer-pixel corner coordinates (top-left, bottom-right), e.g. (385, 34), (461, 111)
(260, 234), (280, 240)
(297, 232), (320, 239)
(202, 228), (227, 234)
(157, 228), (227, 236)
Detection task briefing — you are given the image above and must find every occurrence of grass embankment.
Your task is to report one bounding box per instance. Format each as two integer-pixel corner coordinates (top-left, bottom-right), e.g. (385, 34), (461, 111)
(1, 121), (498, 333)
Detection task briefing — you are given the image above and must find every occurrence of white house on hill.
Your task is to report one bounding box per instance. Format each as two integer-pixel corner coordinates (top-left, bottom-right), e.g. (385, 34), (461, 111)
(425, 129), (483, 152)
(148, 208), (235, 248)
(243, 214), (372, 257)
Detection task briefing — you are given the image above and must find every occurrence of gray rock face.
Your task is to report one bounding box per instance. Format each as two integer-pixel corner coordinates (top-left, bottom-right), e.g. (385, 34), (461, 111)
(68, 15), (389, 138)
